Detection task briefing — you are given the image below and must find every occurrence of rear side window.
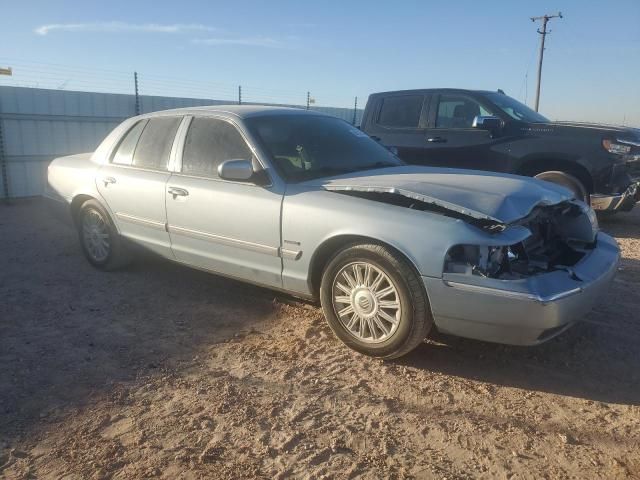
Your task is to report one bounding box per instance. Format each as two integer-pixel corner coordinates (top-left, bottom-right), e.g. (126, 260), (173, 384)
(132, 117), (181, 170)
(181, 118), (252, 178)
(111, 120), (147, 165)
(377, 95), (423, 128)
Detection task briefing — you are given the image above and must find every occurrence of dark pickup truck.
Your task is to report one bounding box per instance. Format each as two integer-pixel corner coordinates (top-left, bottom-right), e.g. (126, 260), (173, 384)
(361, 89), (640, 212)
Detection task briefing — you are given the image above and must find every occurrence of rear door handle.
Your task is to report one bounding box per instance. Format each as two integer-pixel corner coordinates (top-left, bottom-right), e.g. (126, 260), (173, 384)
(426, 136), (447, 143)
(167, 186), (189, 198)
(102, 176), (116, 185)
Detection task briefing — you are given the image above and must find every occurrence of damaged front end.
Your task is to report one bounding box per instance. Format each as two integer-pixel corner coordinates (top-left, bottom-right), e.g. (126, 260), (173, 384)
(444, 201), (598, 280)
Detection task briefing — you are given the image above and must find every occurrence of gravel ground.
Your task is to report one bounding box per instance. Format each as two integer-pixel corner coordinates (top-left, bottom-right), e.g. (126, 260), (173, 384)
(1, 198), (639, 479)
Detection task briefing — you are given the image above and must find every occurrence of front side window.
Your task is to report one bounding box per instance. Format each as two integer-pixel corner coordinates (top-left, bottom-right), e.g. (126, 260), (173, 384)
(111, 120), (147, 165)
(377, 95), (424, 128)
(132, 117), (181, 170)
(246, 114), (403, 182)
(181, 118), (253, 178)
(435, 95), (492, 129)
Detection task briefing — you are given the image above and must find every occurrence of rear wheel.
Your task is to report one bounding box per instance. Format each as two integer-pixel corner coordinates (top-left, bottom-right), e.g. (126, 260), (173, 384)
(78, 199), (131, 270)
(534, 170), (589, 203)
(320, 243), (432, 359)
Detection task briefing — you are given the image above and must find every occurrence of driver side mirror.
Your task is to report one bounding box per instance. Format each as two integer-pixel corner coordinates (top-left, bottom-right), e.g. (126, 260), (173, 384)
(472, 115), (502, 134)
(218, 159), (254, 182)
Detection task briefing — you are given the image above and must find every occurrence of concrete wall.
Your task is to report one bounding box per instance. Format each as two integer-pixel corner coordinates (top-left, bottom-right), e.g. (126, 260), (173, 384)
(0, 86), (364, 198)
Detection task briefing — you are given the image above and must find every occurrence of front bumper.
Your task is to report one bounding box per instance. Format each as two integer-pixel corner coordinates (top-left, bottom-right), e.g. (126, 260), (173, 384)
(591, 182), (639, 212)
(423, 232), (620, 345)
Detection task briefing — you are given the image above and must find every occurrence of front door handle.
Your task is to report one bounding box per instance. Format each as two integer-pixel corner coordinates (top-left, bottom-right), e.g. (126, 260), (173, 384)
(102, 176), (116, 186)
(167, 186), (189, 198)
(426, 136), (447, 143)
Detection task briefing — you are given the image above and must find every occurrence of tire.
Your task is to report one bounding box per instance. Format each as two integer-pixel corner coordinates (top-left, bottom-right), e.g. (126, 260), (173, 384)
(320, 243), (433, 359)
(534, 170), (589, 203)
(78, 199), (131, 271)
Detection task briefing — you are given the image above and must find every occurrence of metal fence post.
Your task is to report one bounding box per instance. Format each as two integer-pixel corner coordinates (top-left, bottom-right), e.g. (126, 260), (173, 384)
(0, 95), (9, 203)
(352, 96), (358, 125)
(238, 85), (242, 105)
(134, 71), (140, 116)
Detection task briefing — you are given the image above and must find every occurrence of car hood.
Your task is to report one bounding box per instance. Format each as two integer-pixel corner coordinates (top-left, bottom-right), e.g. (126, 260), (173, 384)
(546, 121), (640, 138)
(307, 166), (574, 224)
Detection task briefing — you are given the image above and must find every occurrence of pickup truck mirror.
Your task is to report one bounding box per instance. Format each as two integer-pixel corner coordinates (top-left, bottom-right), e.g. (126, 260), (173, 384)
(472, 115), (502, 133)
(218, 159), (255, 182)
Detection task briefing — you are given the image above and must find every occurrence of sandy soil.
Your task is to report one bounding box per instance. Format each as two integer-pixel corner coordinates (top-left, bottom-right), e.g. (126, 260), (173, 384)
(1, 198), (639, 479)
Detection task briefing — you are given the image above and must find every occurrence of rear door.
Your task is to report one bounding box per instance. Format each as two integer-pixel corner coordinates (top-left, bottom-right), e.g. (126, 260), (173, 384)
(364, 93), (430, 164)
(421, 93), (503, 170)
(165, 116), (283, 288)
(97, 117), (181, 257)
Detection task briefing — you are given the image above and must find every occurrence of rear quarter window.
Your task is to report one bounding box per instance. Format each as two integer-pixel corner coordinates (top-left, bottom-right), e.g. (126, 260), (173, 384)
(377, 95), (424, 128)
(132, 117), (182, 171)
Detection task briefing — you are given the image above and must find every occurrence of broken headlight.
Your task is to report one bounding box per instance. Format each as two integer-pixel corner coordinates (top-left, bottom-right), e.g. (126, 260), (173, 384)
(444, 245), (511, 278)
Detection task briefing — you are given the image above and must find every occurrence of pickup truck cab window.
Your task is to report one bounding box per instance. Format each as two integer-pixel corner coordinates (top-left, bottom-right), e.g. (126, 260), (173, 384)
(111, 120), (147, 166)
(435, 95), (493, 129)
(133, 117), (181, 171)
(181, 117), (253, 178)
(377, 95), (424, 128)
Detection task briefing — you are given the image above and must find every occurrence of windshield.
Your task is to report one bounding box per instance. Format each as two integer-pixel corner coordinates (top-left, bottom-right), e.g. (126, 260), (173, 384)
(245, 114), (403, 182)
(485, 93), (549, 123)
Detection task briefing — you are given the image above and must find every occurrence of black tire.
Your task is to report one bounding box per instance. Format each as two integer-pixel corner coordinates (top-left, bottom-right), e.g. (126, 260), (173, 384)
(320, 243), (433, 359)
(534, 170), (589, 203)
(77, 199), (131, 271)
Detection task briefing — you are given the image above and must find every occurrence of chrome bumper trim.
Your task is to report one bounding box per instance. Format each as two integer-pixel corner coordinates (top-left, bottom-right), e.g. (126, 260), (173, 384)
(443, 280), (583, 305)
(591, 182), (639, 211)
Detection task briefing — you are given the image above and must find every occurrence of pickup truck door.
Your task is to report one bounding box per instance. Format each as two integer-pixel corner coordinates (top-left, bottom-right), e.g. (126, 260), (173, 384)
(97, 117), (181, 257)
(165, 116), (283, 289)
(419, 93), (506, 171)
(363, 94), (430, 164)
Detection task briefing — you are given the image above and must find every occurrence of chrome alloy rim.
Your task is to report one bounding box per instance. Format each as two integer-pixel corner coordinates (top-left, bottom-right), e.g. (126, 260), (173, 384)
(82, 209), (110, 262)
(332, 262), (402, 344)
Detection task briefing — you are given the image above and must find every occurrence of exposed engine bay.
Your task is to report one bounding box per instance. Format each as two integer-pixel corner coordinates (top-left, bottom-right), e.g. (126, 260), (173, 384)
(444, 201), (597, 279)
(332, 189), (598, 280)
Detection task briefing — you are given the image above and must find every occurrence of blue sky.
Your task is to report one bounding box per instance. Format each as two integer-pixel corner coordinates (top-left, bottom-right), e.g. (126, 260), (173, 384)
(2, 0), (639, 125)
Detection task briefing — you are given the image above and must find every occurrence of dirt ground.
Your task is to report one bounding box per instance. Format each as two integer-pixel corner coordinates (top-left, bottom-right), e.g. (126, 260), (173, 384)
(1, 198), (639, 479)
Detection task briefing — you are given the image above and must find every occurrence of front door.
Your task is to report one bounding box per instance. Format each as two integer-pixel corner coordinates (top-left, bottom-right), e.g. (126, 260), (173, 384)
(420, 93), (505, 171)
(97, 117), (182, 257)
(165, 116), (283, 288)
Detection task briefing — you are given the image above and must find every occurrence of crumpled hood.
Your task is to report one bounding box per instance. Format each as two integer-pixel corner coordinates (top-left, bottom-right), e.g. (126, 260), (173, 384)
(310, 166), (574, 224)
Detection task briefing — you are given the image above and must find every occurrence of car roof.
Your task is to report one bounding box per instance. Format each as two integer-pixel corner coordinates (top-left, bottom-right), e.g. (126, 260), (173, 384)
(368, 88), (498, 97)
(137, 104), (330, 120)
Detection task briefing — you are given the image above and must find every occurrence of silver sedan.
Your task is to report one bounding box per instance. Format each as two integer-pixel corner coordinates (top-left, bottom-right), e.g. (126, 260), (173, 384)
(45, 106), (620, 358)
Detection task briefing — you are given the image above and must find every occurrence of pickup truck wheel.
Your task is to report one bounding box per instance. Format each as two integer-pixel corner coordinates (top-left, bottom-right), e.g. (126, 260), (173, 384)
(78, 200), (131, 271)
(320, 243), (432, 359)
(534, 171), (588, 203)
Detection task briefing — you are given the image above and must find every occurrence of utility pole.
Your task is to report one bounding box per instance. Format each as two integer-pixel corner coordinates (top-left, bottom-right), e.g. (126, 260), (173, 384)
(352, 96), (358, 126)
(238, 85), (242, 105)
(531, 11), (562, 112)
(306, 91), (310, 110)
(133, 71), (140, 116)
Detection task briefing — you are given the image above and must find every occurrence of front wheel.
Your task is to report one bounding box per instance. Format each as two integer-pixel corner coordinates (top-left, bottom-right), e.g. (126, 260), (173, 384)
(534, 171), (589, 203)
(320, 243), (433, 359)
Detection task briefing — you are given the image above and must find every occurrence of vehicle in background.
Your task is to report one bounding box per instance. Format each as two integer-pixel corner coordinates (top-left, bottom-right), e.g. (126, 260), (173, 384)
(45, 106), (619, 359)
(361, 89), (640, 212)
